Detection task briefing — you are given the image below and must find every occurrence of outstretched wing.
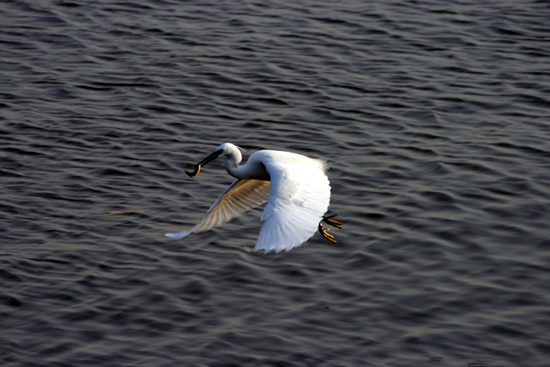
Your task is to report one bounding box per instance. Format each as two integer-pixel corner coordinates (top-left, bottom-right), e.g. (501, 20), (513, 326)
(165, 178), (271, 239)
(255, 152), (330, 253)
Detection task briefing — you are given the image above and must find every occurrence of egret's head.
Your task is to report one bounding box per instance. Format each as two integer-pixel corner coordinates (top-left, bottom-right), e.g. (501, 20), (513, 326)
(215, 142), (242, 156)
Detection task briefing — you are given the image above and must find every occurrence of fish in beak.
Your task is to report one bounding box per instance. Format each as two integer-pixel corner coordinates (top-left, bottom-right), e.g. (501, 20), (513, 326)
(185, 149), (223, 179)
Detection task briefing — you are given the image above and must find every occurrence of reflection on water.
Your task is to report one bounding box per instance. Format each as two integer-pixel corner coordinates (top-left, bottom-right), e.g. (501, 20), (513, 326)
(1, 0), (549, 366)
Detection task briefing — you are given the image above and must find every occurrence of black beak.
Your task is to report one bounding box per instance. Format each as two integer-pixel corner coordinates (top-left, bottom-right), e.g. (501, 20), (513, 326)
(185, 149), (223, 179)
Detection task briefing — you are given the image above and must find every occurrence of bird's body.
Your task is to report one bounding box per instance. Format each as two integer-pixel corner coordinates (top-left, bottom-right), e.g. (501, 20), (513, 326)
(166, 143), (339, 253)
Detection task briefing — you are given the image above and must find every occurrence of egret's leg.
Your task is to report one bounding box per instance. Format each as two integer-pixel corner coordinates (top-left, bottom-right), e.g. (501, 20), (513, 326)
(318, 214), (342, 244)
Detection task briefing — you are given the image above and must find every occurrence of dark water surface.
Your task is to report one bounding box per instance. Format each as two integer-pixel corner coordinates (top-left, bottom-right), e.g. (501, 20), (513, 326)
(1, 1), (550, 366)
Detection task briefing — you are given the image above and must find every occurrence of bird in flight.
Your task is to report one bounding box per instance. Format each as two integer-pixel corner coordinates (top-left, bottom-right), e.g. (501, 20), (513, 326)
(166, 143), (342, 253)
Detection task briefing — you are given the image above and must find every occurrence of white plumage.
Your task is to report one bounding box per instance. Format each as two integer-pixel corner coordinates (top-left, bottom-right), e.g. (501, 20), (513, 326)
(166, 143), (332, 253)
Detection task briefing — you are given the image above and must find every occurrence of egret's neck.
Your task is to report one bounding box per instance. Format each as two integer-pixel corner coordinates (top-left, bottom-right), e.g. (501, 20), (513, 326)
(225, 147), (244, 178)
(225, 151), (270, 181)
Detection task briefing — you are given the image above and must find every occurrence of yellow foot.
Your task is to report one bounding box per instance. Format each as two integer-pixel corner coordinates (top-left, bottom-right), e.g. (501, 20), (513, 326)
(318, 225), (338, 244)
(318, 214), (342, 244)
(322, 214), (342, 229)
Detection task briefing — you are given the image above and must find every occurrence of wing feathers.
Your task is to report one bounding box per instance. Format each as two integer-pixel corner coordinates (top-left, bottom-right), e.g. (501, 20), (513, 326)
(165, 179), (270, 239)
(255, 152), (330, 253)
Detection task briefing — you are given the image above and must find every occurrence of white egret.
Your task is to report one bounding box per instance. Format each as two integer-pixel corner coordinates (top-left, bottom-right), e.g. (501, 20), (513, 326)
(165, 143), (342, 253)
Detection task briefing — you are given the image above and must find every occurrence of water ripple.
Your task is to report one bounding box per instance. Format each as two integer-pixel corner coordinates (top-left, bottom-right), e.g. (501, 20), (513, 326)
(1, 0), (550, 366)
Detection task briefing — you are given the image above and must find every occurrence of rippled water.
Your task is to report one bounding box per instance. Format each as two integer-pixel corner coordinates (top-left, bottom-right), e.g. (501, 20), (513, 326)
(1, 0), (550, 366)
